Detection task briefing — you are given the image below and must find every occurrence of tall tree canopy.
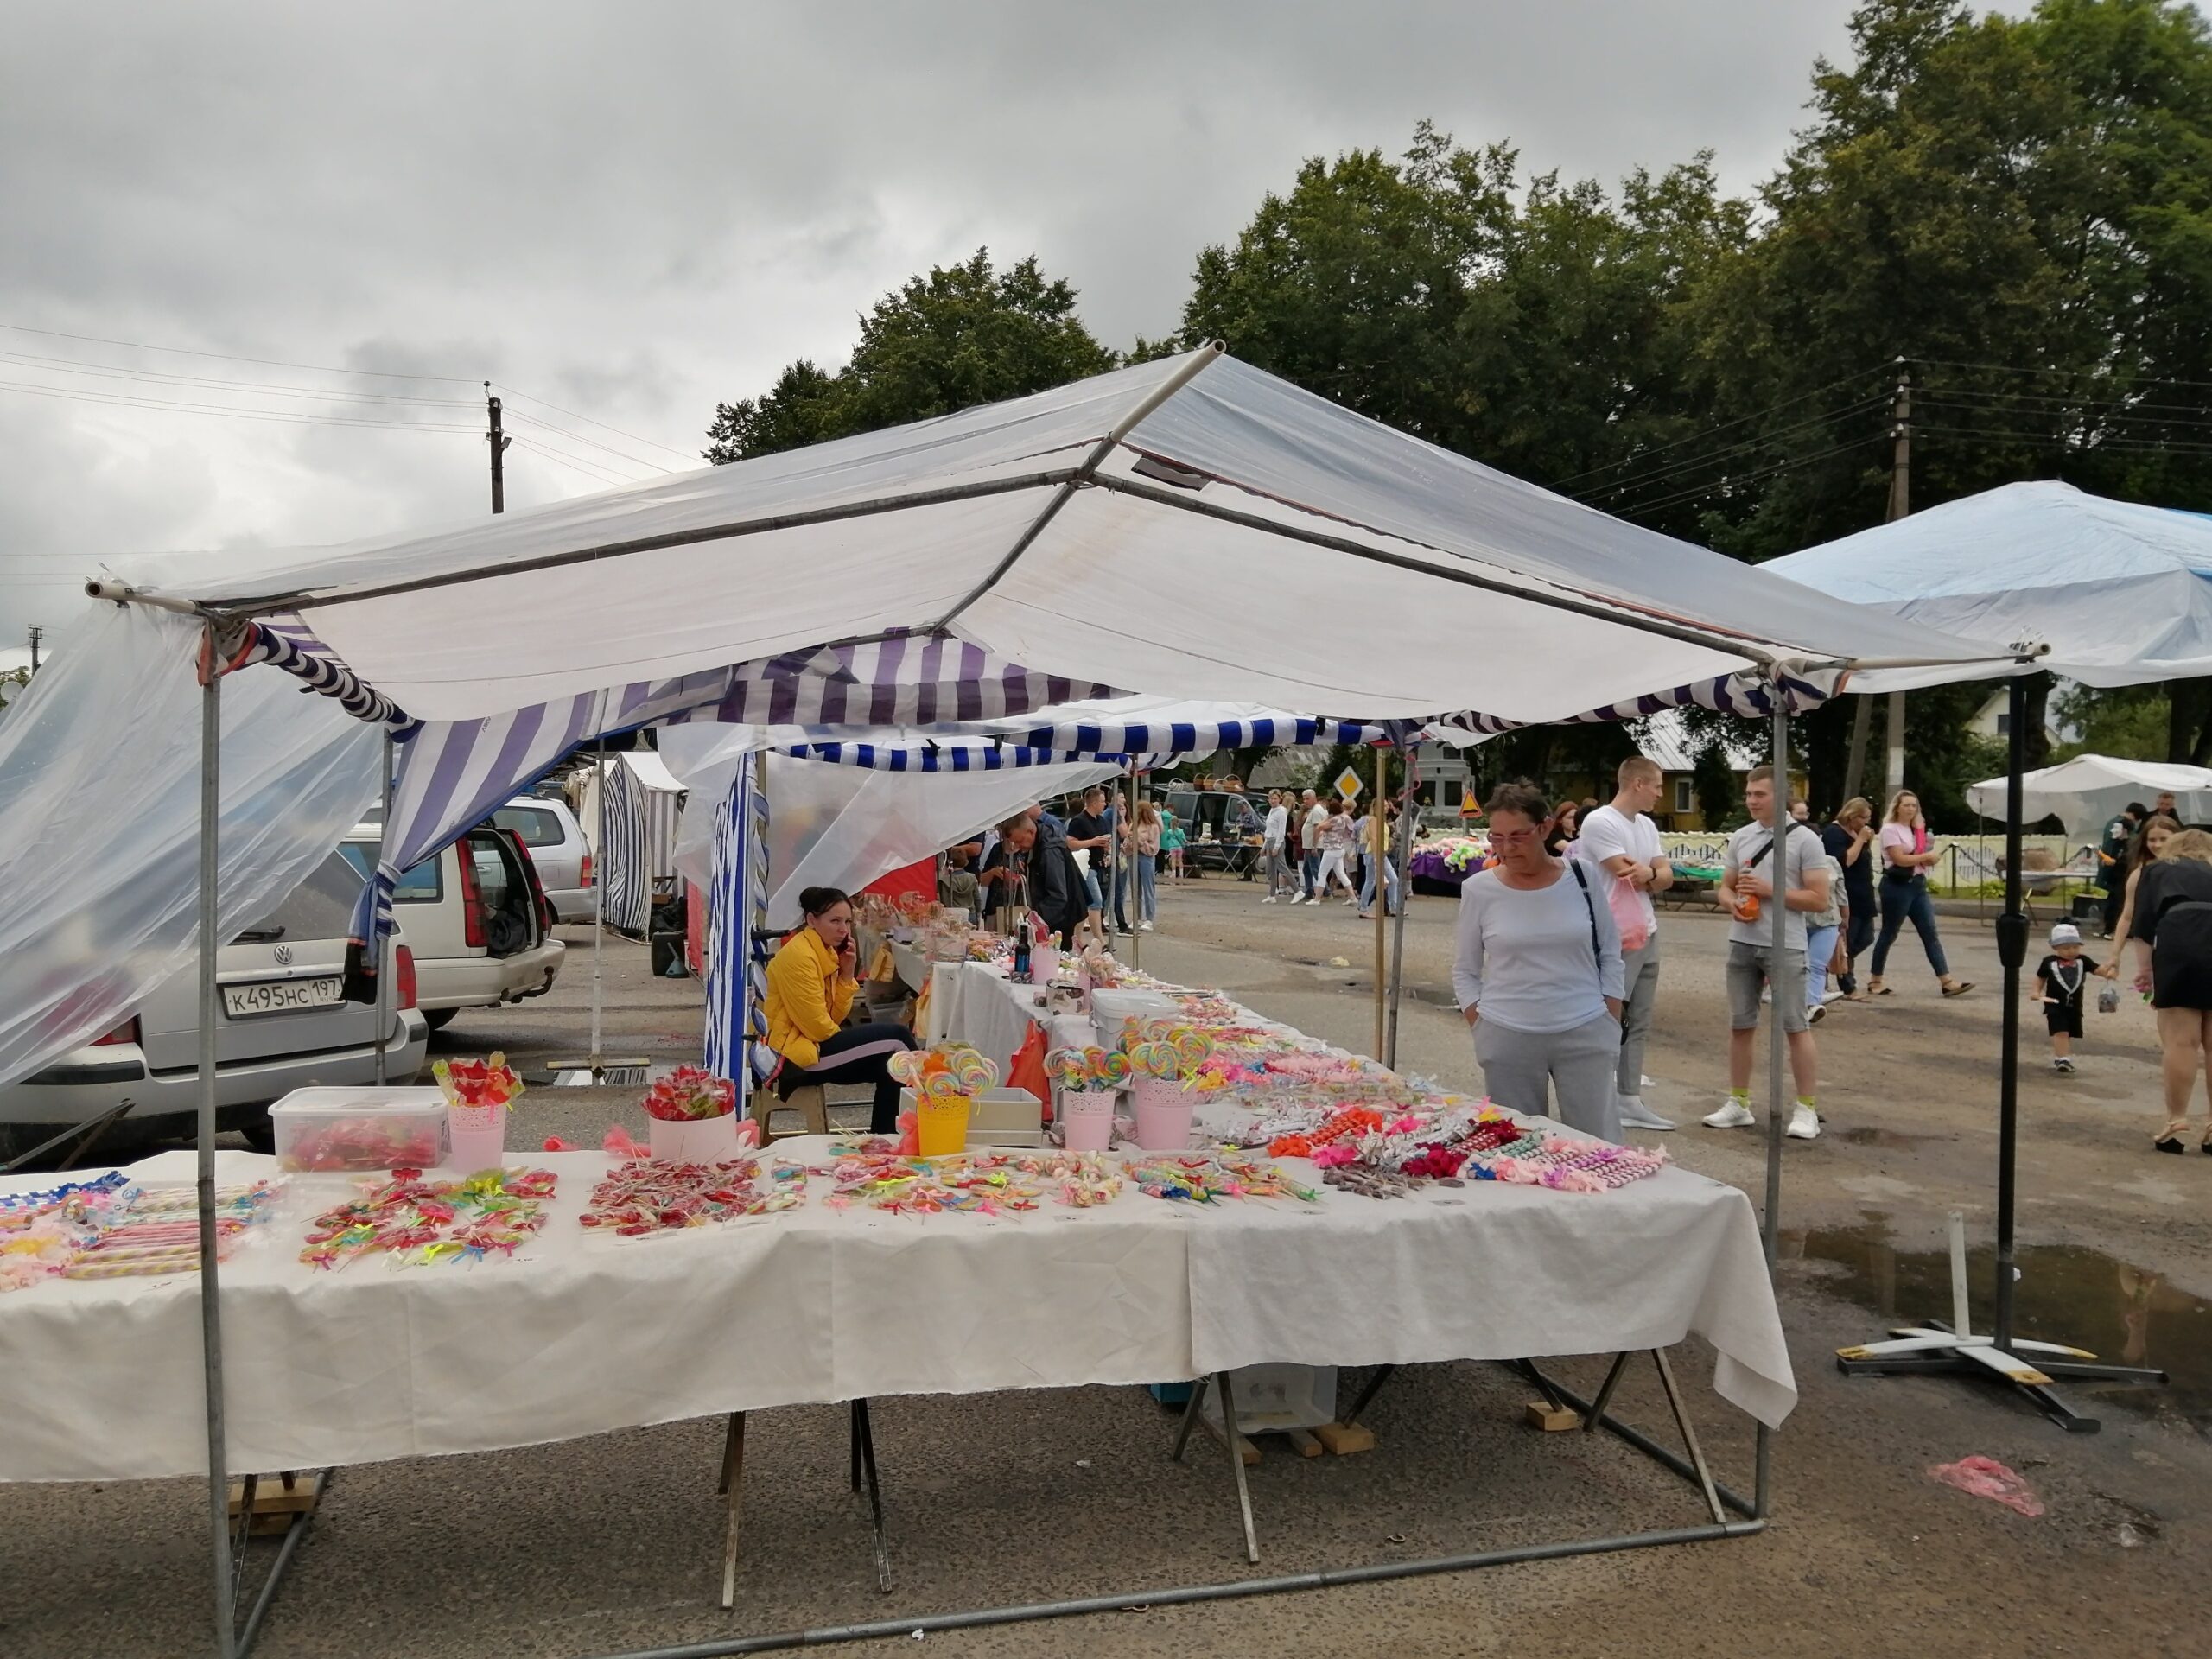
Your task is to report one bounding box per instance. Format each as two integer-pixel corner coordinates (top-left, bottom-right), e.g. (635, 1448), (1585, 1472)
(704, 250), (1115, 463)
(704, 2), (2212, 819)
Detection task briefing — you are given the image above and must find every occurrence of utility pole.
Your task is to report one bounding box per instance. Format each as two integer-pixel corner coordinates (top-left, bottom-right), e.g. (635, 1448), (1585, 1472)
(26, 623), (42, 674)
(1843, 359), (1910, 804)
(486, 382), (511, 514)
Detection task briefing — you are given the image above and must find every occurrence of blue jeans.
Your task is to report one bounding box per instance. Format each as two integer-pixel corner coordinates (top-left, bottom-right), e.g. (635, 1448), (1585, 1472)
(1134, 855), (1157, 922)
(1301, 849), (1320, 899)
(1805, 924), (1839, 1008)
(1359, 855), (1401, 914)
(1872, 876), (1950, 979)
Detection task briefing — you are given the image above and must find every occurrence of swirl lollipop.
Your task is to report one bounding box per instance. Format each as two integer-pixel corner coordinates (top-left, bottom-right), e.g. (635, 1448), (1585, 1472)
(1095, 1048), (1131, 1087)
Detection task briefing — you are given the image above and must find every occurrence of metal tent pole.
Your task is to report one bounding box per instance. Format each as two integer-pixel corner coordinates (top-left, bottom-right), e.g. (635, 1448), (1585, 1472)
(591, 736), (606, 1081)
(1128, 760), (1141, 969)
(1372, 747), (1388, 1059)
(1386, 758), (1414, 1069)
(196, 640), (238, 1658)
(372, 734), (392, 1086)
(1755, 695), (1788, 1519)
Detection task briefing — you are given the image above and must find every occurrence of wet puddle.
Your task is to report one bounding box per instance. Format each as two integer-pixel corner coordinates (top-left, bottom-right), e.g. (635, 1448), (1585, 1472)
(1784, 1219), (2212, 1433)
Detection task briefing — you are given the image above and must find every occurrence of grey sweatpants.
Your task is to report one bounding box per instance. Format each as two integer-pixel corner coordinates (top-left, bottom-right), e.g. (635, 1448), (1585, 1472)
(1616, 938), (1660, 1096)
(1473, 1012), (1623, 1143)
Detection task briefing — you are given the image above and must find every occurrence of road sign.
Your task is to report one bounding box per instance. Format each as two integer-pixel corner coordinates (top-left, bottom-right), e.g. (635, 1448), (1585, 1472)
(1332, 767), (1363, 802)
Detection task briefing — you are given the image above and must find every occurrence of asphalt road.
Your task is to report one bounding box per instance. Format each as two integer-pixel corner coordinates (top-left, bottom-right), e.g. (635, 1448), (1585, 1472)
(3, 891), (2205, 1659)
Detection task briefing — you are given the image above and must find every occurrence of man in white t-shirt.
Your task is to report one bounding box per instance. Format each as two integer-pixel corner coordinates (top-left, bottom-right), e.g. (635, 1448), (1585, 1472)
(1575, 756), (1674, 1130)
(1706, 764), (1829, 1141)
(1260, 790), (1292, 902)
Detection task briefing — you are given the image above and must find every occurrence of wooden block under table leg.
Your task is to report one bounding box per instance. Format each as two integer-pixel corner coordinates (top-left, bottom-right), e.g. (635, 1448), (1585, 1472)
(1523, 1402), (1583, 1432)
(1310, 1421), (1377, 1456)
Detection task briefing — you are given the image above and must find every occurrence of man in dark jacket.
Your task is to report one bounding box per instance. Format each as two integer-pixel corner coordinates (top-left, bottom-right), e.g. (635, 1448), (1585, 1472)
(993, 809), (1089, 945)
(2100, 802), (2146, 937)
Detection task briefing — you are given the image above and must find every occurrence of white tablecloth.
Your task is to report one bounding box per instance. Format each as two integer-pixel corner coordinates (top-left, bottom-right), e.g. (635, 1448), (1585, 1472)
(923, 961), (1093, 1075)
(0, 1124), (1794, 1483)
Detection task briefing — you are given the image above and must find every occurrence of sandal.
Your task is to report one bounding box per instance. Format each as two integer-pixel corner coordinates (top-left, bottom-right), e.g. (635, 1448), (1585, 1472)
(1941, 979), (1975, 998)
(2158, 1122), (2190, 1154)
(1866, 977), (1892, 996)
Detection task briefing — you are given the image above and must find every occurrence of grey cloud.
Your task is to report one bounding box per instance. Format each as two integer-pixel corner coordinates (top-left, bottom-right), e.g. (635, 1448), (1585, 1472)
(0, 0), (1872, 641)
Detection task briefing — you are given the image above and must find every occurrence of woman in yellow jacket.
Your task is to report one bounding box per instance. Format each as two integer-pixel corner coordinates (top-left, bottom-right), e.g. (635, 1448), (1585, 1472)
(764, 886), (918, 1133)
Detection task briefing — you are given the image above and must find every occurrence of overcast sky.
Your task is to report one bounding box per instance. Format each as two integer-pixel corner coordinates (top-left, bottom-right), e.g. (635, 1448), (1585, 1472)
(0, 1), (1887, 645)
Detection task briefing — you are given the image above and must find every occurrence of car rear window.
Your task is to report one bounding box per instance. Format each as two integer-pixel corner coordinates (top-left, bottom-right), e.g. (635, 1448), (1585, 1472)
(493, 805), (565, 847)
(237, 852), (364, 943)
(337, 842), (442, 901)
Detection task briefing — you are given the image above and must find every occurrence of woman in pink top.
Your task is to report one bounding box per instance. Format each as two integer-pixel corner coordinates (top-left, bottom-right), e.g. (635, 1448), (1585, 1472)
(1866, 789), (1973, 997)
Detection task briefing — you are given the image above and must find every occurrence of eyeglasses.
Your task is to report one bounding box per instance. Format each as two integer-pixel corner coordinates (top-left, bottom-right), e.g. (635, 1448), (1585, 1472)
(1490, 829), (1541, 846)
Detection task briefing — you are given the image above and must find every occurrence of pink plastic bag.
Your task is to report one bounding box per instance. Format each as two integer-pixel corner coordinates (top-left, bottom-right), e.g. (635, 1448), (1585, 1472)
(1607, 874), (1650, 954)
(1929, 1455), (2044, 1516)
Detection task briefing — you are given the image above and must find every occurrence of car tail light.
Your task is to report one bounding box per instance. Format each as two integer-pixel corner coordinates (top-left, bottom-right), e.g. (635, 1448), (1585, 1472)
(91, 1016), (140, 1047)
(581, 851), (594, 887)
(457, 844), (486, 949)
(394, 944), (418, 1012)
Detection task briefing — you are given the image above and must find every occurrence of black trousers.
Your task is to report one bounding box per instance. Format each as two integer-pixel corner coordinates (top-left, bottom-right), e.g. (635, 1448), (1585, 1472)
(780, 1021), (918, 1133)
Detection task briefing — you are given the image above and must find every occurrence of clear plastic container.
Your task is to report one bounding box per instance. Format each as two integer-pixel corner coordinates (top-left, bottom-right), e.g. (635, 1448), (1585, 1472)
(269, 1087), (448, 1172)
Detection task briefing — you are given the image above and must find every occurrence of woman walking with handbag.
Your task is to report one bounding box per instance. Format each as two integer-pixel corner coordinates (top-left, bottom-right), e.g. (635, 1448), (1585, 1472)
(1866, 790), (1973, 998)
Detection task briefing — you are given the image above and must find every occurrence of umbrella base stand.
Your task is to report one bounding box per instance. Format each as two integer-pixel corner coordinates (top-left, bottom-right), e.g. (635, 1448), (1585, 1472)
(547, 1057), (652, 1087)
(1833, 1212), (2166, 1433)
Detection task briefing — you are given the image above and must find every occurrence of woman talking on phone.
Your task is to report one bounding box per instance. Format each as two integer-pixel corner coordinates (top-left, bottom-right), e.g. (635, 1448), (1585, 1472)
(763, 886), (918, 1134)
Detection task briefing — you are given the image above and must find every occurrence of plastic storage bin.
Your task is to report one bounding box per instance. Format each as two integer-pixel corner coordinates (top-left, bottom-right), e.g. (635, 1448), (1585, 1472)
(270, 1087), (448, 1172)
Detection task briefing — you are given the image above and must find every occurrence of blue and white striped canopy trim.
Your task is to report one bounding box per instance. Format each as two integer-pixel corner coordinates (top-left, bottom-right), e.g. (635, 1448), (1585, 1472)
(1433, 666), (1845, 737)
(219, 617), (420, 737)
(601, 757), (650, 937)
(775, 742), (1148, 771)
(997, 715), (1392, 753)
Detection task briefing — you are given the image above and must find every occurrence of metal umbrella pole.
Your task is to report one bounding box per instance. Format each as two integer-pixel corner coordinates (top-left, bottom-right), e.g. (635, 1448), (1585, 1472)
(195, 634), (238, 1657)
(590, 734), (606, 1081)
(1753, 694), (1787, 1520)
(1128, 760), (1142, 970)
(1835, 663), (2167, 1426)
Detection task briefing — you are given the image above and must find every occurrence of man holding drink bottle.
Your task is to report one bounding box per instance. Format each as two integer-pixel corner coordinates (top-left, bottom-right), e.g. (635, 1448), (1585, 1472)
(1706, 765), (1829, 1141)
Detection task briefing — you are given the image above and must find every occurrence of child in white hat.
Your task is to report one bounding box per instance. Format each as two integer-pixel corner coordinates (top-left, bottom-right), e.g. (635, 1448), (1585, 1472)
(2034, 922), (2098, 1074)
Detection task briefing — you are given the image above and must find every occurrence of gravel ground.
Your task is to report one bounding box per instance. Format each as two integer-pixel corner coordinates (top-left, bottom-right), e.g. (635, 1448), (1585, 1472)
(3, 887), (2206, 1659)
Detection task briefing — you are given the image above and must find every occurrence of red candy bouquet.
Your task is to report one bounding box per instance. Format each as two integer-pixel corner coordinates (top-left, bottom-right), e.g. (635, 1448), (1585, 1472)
(642, 1066), (736, 1122)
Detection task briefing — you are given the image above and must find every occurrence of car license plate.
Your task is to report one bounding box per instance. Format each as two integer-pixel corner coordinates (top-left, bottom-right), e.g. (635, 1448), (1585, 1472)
(222, 976), (343, 1018)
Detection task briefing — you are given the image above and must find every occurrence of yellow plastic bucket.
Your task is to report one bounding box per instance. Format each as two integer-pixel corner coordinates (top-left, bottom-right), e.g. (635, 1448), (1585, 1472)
(915, 1095), (972, 1158)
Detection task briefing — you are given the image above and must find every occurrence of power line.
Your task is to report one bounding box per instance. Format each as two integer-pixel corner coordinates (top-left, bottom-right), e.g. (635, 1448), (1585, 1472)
(1571, 396), (1888, 505)
(1916, 423), (2212, 456)
(493, 382), (698, 464)
(0, 321), (479, 385)
(1916, 356), (2212, 396)
(1546, 363), (1891, 489)
(506, 434), (635, 490)
(503, 407), (672, 475)
(0, 349), (479, 408)
(0, 379), (477, 430)
(1611, 434), (1888, 523)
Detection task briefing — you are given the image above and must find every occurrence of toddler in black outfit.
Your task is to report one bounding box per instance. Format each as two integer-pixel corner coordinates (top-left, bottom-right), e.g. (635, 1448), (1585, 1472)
(2034, 922), (2097, 1074)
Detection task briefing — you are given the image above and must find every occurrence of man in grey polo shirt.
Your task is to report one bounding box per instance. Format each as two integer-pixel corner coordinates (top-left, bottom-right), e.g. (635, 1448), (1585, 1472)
(1705, 764), (1829, 1141)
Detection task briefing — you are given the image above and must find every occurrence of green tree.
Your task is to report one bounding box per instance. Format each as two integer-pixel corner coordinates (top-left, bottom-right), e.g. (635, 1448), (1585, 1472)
(705, 250), (1116, 463)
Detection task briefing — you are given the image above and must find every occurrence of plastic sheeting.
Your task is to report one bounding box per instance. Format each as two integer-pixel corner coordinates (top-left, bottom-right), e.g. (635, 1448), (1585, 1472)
(0, 606), (381, 1087)
(1764, 480), (2212, 692)
(135, 352), (2005, 725)
(659, 725), (1116, 931)
(1964, 753), (2212, 842)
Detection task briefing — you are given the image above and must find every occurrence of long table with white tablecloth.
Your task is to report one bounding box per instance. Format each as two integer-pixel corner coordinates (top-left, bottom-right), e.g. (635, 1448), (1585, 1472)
(0, 1099), (1792, 1484)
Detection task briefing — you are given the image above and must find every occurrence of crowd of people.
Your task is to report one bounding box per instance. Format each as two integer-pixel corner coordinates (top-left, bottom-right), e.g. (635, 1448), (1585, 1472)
(761, 761), (2212, 1163)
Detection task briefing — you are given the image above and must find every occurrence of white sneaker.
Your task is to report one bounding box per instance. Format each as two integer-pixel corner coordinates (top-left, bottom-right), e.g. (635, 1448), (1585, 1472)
(1618, 1096), (1675, 1131)
(1344, 898), (1358, 907)
(1139, 921), (1154, 931)
(1287, 893), (1304, 905)
(1262, 895), (1278, 904)
(1703, 1100), (1756, 1129)
(1640, 1075), (1655, 1089)
(1808, 1003), (1827, 1026)
(1786, 1105), (1821, 1141)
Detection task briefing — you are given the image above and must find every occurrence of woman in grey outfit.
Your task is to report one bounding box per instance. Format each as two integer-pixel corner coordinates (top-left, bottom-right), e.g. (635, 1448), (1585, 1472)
(1452, 783), (1625, 1141)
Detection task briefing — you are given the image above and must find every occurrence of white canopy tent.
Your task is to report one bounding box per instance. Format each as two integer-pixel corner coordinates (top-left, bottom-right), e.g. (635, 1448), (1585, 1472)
(656, 722), (1119, 928)
(1965, 753), (2212, 841)
(573, 747), (685, 935)
(1762, 480), (2212, 691)
(6, 346), (2023, 1653)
